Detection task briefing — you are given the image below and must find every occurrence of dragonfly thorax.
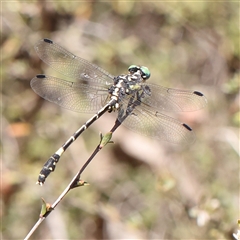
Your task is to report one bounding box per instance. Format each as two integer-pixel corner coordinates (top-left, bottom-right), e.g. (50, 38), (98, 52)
(108, 70), (148, 113)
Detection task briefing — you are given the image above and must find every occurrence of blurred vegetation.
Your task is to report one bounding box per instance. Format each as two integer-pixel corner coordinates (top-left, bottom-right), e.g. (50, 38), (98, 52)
(2, 1), (239, 239)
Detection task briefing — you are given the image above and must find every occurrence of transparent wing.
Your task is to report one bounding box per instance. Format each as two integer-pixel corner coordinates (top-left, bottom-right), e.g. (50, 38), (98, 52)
(35, 39), (115, 85)
(141, 83), (207, 112)
(31, 75), (109, 113)
(118, 101), (195, 144)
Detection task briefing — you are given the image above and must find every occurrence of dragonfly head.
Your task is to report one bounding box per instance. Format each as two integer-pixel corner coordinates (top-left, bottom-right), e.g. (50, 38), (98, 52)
(128, 65), (151, 80)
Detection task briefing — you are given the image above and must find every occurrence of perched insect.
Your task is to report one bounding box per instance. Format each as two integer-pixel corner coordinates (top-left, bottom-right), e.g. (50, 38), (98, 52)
(31, 39), (207, 184)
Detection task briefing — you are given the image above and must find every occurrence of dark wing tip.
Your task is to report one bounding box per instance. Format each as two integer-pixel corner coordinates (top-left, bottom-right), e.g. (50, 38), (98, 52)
(43, 38), (53, 44)
(36, 74), (46, 78)
(182, 123), (192, 131)
(193, 91), (204, 97)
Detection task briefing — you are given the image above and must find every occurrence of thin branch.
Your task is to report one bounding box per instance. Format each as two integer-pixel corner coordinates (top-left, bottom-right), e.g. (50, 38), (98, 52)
(24, 123), (121, 240)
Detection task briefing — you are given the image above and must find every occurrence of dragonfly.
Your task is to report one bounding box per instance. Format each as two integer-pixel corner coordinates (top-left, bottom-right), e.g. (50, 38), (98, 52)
(31, 38), (207, 185)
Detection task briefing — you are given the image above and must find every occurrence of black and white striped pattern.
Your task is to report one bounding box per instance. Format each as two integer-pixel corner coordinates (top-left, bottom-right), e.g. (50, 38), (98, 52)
(37, 99), (116, 184)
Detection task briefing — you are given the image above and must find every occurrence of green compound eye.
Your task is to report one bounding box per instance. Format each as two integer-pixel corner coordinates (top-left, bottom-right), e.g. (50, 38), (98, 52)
(140, 66), (151, 80)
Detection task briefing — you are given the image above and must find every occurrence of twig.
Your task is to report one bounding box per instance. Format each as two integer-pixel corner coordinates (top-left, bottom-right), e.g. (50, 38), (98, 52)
(24, 120), (122, 240)
(25, 93), (139, 239)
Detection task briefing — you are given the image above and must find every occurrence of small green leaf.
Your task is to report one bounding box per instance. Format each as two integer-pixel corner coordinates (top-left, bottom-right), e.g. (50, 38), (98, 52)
(99, 132), (113, 148)
(40, 198), (53, 218)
